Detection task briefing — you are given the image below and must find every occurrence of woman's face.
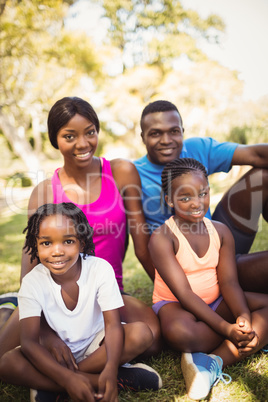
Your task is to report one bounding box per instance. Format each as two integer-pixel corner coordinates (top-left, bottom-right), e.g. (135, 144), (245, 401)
(57, 114), (99, 167)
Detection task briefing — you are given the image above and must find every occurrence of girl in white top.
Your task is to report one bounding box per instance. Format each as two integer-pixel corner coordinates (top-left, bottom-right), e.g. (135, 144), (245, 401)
(0, 203), (161, 402)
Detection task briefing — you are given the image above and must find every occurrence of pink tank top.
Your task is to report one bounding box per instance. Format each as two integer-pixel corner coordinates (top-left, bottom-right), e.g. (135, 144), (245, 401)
(153, 217), (221, 304)
(51, 158), (126, 290)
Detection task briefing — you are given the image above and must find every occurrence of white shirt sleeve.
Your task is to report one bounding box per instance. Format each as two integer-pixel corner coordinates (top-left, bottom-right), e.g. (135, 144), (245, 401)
(18, 271), (43, 320)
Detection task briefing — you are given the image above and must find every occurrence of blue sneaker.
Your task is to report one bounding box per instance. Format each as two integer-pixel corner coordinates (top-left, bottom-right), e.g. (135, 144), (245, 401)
(181, 352), (232, 400)
(0, 292), (18, 310)
(261, 345), (268, 352)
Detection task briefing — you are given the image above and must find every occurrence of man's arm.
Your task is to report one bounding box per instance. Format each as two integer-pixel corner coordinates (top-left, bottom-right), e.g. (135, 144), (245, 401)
(231, 144), (268, 167)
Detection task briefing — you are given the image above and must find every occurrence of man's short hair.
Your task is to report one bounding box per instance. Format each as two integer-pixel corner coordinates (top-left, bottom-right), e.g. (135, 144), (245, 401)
(140, 100), (181, 130)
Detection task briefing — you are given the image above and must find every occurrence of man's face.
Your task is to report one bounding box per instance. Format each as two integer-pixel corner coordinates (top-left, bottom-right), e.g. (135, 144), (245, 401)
(141, 110), (184, 165)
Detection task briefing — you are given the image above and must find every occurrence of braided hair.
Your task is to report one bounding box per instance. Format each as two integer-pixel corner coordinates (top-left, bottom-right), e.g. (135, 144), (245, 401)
(161, 158), (208, 197)
(23, 203), (95, 263)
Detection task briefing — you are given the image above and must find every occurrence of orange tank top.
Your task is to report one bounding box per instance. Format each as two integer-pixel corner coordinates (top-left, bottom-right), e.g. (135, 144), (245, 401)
(153, 217), (221, 304)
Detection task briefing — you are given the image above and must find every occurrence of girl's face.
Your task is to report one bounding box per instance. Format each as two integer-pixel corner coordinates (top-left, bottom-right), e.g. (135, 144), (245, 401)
(166, 171), (210, 224)
(36, 214), (81, 278)
(57, 114), (99, 167)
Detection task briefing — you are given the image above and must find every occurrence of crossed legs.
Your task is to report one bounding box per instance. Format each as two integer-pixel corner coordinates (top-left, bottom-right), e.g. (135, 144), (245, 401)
(0, 321), (153, 391)
(158, 292), (268, 368)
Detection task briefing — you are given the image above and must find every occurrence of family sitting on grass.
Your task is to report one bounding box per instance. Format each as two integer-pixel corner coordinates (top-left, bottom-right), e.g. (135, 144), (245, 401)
(0, 98), (267, 401)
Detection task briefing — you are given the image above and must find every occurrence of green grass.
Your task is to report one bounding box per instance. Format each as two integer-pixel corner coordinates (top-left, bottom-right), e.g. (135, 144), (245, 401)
(0, 210), (268, 401)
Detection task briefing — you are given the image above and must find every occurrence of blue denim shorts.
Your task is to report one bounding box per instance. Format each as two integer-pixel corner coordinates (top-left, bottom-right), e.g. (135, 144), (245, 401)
(152, 294), (223, 315)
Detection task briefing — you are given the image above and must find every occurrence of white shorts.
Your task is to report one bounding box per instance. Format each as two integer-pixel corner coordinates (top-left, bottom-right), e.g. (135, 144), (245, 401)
(74, 328), (105, 363)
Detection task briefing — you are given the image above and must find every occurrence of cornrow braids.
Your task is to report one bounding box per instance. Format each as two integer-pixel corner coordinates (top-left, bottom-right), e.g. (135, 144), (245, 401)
(23, 203), (95, 263)
(161, 158), (208, 196)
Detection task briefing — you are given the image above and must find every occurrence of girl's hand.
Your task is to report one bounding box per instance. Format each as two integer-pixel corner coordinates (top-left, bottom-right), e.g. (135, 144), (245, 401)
(237, 332), (260, 355)
(95, 366), (118, 402)
(227, 322), (255, 349)
(236, 316), (252, 332)
(41, 333), (78, 371)
(65, 372), (96, 402)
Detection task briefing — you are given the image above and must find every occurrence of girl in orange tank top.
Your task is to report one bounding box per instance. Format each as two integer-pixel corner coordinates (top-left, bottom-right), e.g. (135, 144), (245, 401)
(149, 157), (268, 400)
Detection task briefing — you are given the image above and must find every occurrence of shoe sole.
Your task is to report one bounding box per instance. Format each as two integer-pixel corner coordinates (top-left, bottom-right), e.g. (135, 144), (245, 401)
(0, 293), (18, 310)
(181, 353), (209, 400)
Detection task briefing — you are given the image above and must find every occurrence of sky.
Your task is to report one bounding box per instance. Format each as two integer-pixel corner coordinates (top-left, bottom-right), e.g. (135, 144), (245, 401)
(67, 0), (268, 101)
(181, 0), (268, 101)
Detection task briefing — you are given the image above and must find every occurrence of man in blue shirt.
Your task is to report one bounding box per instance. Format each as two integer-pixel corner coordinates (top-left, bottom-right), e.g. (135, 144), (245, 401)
(134, 100), (268, 293)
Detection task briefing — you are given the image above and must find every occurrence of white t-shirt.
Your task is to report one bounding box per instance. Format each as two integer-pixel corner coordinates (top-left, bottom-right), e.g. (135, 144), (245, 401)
(18, 255), (124, 354)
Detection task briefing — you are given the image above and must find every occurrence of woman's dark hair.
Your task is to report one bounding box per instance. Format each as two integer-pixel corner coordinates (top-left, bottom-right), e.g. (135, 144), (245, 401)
(23, 203), (95, 263)
(161, 157), (208, 196)
(47, 97), (100, 149)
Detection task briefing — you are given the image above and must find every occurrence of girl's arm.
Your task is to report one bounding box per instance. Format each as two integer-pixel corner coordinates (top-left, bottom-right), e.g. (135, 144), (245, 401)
(96, 309), (123, 401)
(149, 225), (239, 339)
(213, 221), (252, 326)
(20, 316), (95, 400)
(111, 159), (155, 281)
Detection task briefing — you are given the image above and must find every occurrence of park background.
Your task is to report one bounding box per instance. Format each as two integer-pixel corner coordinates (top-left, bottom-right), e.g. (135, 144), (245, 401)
(0, 0), (267, 400)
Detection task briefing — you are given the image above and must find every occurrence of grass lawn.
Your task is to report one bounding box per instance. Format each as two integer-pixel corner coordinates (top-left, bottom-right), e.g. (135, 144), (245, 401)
(0, 199), (267, 401)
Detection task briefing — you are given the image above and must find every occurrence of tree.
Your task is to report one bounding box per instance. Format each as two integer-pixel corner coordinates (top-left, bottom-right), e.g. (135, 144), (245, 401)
(101, 0), (225, 72)
(0, 0), (101, 180)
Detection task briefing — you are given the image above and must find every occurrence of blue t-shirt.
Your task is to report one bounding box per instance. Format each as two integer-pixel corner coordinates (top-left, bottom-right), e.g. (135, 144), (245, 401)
(134, 137), (238, 232)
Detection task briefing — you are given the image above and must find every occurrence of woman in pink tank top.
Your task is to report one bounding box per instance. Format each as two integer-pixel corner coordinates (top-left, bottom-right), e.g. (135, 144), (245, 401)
(1, 97), (161, 367)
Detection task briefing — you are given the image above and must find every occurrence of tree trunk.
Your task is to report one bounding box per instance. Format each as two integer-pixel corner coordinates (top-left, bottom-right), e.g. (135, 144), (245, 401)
(0, 111), (41, 184)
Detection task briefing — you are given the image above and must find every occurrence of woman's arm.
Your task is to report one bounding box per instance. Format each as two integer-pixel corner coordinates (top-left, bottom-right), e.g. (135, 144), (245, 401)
(21, 179), (53, 281)
(111, 159), (155, 281)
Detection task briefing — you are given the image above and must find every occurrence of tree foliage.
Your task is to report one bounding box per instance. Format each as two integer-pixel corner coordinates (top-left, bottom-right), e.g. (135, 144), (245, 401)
(101, 0), (225, 71)
(0, 0), (265, 171)
(0, 0), (101, 176)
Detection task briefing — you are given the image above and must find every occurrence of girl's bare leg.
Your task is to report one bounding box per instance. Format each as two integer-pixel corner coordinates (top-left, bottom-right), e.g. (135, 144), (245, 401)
(0, 346), (99, 391)
(78, 322), (153, 373)
(119, 294), (162, 357)
(158, 303), (224, 353)
(212, 292), (268, 367)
